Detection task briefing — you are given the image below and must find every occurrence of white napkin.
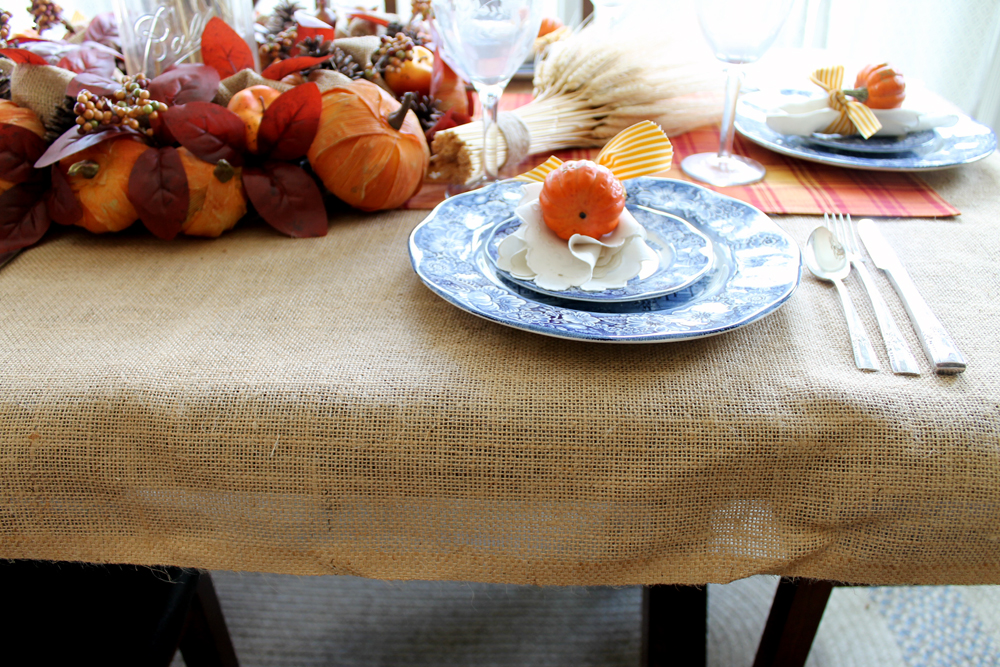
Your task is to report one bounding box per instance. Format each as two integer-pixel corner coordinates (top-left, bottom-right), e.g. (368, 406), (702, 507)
(765, 96), (959, 137)
(496, 183), (655, 292)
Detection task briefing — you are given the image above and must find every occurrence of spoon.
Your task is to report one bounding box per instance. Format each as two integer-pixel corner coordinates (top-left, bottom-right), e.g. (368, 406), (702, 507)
(803, 226), (880, 371)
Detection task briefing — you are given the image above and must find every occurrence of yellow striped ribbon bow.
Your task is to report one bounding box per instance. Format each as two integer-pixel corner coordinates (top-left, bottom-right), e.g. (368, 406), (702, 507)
(515, 121), (674, 183)
(810, 66), (882, 138)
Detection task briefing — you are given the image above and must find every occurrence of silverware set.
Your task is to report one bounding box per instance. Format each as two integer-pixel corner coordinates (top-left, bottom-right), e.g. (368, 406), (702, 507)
(807, 213), (966, 375)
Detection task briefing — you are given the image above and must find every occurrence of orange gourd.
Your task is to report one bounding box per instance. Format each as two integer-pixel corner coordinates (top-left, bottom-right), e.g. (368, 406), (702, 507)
(846, 63), (905, 109)
(59, 138), (148, 233)
(307, 79), (429, 211)
(176, 148), (247, 237)
(539, 160), (626, 240)
(0, 100), (46, 138)
(384, 45), (434, 97)
(538, 16), (564, 37)
(226, 85), (283, 153)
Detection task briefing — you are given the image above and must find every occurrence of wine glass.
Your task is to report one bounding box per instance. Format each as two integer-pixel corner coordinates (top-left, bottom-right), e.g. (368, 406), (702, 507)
(681, 0), (794, 187)
(431, 0), (544, 188)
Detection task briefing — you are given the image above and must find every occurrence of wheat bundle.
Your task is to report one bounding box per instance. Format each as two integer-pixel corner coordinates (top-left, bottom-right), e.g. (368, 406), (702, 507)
(429, 27), (724, 184)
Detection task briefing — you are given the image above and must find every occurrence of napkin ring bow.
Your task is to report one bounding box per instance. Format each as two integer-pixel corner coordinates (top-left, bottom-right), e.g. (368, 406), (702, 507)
(811, 66), (882, 138)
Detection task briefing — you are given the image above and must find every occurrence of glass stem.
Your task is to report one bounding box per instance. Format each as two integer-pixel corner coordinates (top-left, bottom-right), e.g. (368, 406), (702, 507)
(476, 83), (505, 182)
(717, 65), (744, 159)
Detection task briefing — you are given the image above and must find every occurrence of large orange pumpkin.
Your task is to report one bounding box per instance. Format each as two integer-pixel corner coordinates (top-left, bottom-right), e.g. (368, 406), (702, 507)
(307, 79), (429, 211)
(59, 138), (148, 233)
(0, 99), (46, 138)
(539, 160), (626, 240)
(176, 148), (247, 237)
(848, 63), (905, 109)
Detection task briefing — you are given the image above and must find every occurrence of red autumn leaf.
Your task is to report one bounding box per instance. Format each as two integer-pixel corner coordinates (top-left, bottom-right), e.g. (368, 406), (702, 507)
(35, 125), (147, 168)
(67, 72), (121, 98)
(56, 43), (118, 77)
(148, 64), (221, 106)
(0, 124), (49, 184)
(257, 82), (321, 161)
(46, 164), (83, 226)
(0, 48), (49, 65)
(127, 146), (190, 240)
(82, 13), (119, 49)
(201, 16), (255, 79)
(0, 182), (50, 253)
(425, 108), (472, 144)
(260, 54), (333, 81)
(293, 10), (336, 44)
(161, 102), (245, 166)
(243, 162), (327, 238)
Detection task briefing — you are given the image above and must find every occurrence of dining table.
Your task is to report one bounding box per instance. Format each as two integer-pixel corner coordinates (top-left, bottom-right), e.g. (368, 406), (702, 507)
(1, 107), (999, 663)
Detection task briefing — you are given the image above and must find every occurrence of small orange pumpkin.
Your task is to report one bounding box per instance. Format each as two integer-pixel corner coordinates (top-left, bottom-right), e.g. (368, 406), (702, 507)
(0, 100), (46, 138)
(226, 85), (283, 153)
(176, 148), (247, 237)
(847, 63), (905, 109)
(307, 79), (429, 211)
(384, 45), (434, 97)
(59, 138), (148, 234)
(538, 16), (564, 37)
(539, 160), (626, 240)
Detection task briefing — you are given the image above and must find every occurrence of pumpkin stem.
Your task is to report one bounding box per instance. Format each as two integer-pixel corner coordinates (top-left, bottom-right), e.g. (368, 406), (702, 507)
(842, 87), (869, 103)
(68, 160), (99, 179)
(387, 92), (415, 132)
(214, 159), (235, 183)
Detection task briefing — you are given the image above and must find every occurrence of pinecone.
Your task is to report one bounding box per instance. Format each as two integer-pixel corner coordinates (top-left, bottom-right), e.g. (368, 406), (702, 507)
(384, 20), (430, 47)
(411, 0), (433, 19)
(44, 95), (76, 142)
(0, 71), (11, 101)
(28, 0), (74, 34)
(369, 32), (415, 79)
(268, 0), (303, 34)
(298, 37), (362, 80)
(411, 93), (442, 133)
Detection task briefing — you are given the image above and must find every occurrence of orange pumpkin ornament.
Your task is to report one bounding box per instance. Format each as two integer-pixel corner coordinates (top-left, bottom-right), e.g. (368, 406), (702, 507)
(175, 148), (247, 237)
(538, 16), (564, 37)
(384, 45), (434, 97)
(846, 63), (905, 109)
(226, 85), (283, 153)
(0, 100), (46, 138)
(539, 160), (626, 240)
(307, 79), (429, 211)
(59, 138), (148, 234)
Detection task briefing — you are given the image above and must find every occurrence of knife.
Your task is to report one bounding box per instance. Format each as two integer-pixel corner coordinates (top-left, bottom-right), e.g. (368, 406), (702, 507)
(857, 219), (966, 374)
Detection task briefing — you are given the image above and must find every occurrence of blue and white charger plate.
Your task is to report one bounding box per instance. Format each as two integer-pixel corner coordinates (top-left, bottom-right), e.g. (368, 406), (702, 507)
(735, 89), (996, 171)
(409, 178), (801, 343)
(483, 206), (713, 303)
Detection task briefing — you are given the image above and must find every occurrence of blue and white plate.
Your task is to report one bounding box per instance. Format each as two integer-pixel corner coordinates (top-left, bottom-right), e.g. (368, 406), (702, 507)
(409, 178), (801, 343)
(803, 129), (936, 154)
(483, 206), (714, 303)
(735, 89), (996, 171)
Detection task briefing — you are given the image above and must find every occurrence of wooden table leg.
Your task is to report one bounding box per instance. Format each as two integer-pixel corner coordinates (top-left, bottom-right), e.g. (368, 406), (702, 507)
(640, 584), (708, 667)
(179, 572), (241, 667)
(752, 578), (834, 667)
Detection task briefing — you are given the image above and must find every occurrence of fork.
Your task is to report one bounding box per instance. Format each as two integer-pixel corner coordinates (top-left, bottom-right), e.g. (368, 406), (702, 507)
(826, 212), (921, 376)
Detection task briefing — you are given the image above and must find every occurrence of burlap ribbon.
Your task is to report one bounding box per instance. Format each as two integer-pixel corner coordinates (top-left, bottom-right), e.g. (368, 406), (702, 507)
(515, 120), (673, 183)
(810, 66), (882, 138)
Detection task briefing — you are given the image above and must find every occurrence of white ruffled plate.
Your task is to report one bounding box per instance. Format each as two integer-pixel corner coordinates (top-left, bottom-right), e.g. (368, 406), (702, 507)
(483, 206), (714, 303)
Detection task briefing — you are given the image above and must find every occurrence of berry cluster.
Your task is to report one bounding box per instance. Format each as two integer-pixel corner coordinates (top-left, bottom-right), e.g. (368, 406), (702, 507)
(1, 10), (11, 45)
(411, 0), (433, 19)
(74, 75), (168, 137)
(368, 32), (414, 80)
(259, 27), (298, 65)
(28, 0), (72, 34)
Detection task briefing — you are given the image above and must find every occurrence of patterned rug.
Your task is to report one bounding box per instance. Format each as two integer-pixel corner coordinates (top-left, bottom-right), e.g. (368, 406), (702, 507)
(172, 574), (1000, 666)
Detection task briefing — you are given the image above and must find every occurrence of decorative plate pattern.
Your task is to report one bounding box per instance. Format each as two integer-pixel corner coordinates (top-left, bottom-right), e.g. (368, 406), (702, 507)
(409, 178), (801, 343)
(803, 129), (936, 154)
(735, 90), (996, 171)
(483, 206), (714, 303)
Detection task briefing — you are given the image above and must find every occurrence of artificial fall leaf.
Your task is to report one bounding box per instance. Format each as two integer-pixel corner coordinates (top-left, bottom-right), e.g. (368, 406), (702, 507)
(242, 162), (327, 238)
(0, 182), (49, 253)
(162, 102), (246, 166)
(81, 13), (119, 49)
(261, 55), (333, 82)
(67, 72), (120, 99)
(425, 108), (472, 145)
(127, 146), (190, 240)
(46, 164), (83, 225)
(148, 64), (222, 107)
(0, 124), (49, 184)
(256, 82), (321, 161)
(201, 17), (255, 79)
(56, 44), (118, 78)
(0, 48), (49, 66)
(35, 125), (147, 169)
(293, 10), (336, 45)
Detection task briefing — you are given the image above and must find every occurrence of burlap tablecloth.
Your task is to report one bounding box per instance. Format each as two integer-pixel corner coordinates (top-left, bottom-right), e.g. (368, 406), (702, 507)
(1, 156), (998, 587)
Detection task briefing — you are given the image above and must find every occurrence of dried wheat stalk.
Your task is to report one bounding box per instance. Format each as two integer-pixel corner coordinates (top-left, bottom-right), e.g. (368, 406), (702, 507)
(429, 27), (724, 184)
